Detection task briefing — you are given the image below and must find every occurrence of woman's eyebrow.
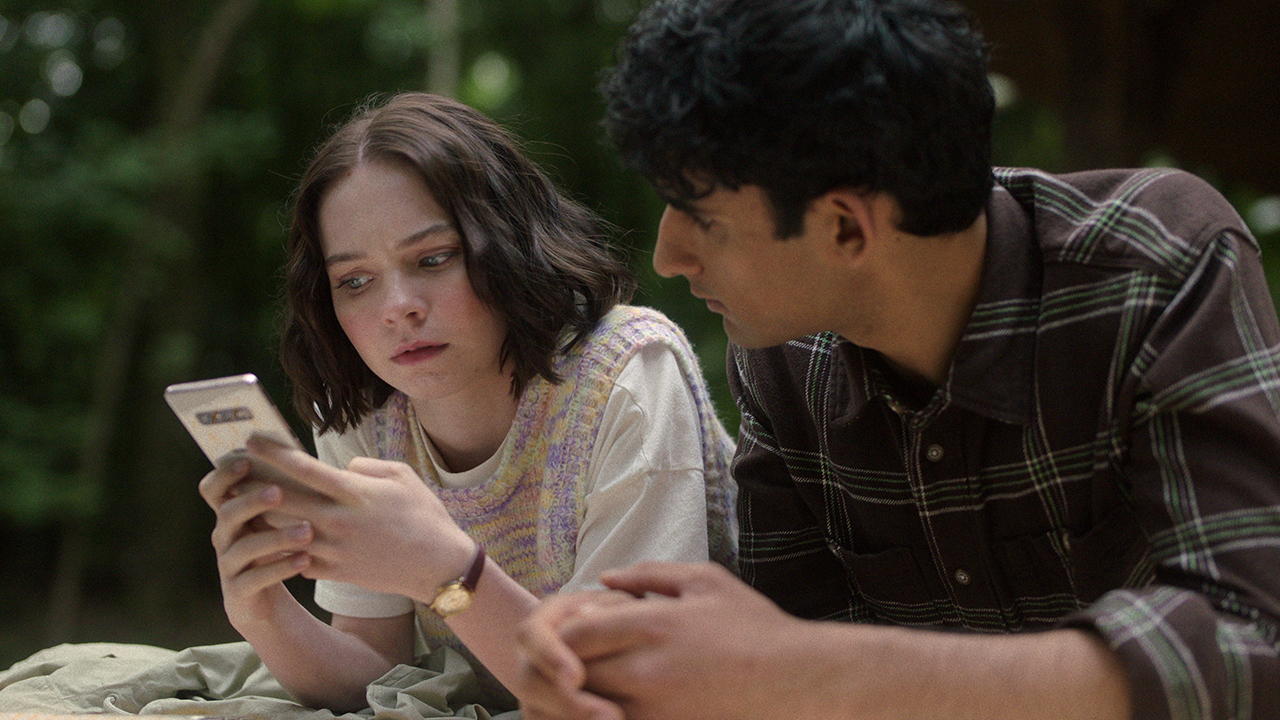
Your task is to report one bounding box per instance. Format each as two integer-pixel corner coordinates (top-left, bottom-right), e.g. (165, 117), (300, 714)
(323, 221), (454, 267)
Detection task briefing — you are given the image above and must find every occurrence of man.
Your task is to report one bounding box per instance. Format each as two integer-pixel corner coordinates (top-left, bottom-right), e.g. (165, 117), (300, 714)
(514, 0), (1280, 718)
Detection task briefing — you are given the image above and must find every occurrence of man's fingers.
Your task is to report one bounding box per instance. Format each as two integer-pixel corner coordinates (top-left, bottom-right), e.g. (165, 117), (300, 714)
(515, 592), (632, 720)
(518, 593), (615, 690)
(553, 595), (682, 663)
(598, 560), (729, 599)
(253, 508), (302, 530)
(517, 650), (626, 720)
(520, 687), (625, 720)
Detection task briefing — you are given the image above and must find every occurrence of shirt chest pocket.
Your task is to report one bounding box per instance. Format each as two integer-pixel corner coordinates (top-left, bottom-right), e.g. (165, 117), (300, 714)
(829, 504), (1150, 629)
(991, 504), (1151, 614)
(830, 544), (937, 623)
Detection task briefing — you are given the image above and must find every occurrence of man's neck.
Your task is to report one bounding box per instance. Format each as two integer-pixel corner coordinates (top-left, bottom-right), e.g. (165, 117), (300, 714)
(868, 212), (988, 386)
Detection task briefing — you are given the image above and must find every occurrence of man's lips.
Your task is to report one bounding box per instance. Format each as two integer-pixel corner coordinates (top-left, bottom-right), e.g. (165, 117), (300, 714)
(693, 291), (726, 314)
(392, 342), (446, 365)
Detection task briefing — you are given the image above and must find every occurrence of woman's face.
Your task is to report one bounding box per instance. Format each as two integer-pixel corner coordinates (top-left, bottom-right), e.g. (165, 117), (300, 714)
(318, 158), (511, 409)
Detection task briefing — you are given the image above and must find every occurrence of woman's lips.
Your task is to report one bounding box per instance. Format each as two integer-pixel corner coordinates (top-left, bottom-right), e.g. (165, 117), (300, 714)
(392, 343), (446, 365)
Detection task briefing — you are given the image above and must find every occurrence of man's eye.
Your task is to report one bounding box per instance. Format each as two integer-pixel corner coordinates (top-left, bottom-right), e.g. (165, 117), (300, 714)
(677, 207), (712, 230)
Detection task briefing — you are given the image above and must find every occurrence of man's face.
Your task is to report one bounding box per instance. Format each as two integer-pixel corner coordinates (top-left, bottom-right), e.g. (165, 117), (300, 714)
(652, 184), (848, 348)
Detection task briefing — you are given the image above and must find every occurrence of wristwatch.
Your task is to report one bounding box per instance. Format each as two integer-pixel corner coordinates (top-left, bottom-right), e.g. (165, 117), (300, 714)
(428, 544), (486, 617)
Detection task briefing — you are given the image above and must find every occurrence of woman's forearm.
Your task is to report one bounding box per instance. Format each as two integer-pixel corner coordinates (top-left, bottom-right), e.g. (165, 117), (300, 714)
(441, 555), (541, 692)
(233, 586), (401, 712)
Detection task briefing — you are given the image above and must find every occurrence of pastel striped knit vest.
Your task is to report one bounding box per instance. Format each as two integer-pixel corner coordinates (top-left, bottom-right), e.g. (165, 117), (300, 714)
(368, 305), (737, 654)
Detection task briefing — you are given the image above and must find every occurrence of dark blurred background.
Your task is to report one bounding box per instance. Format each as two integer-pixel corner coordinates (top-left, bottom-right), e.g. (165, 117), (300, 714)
(2, 0), (1278, 669)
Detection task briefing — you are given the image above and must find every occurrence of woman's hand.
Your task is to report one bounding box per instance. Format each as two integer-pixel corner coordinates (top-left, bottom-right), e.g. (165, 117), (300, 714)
(198, 453), (423, 711)
(242, 436), (475, 603)
(198, 457), (315, 629)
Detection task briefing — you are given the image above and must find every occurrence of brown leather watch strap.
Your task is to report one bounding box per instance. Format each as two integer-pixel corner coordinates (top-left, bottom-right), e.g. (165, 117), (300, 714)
(427, 543), (487, 617)
(460, 543), (486, 592)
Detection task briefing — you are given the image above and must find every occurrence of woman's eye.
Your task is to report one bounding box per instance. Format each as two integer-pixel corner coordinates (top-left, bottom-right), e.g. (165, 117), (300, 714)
(337, 275), (372, 291)
(420, 250), (460, 268)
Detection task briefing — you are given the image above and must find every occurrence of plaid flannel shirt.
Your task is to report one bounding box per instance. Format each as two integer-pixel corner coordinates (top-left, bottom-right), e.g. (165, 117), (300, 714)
(729, 167), (1280, 720)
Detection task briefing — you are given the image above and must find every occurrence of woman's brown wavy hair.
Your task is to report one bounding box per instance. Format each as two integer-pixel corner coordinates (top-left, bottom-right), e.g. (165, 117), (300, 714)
(279, 93), (636, 434)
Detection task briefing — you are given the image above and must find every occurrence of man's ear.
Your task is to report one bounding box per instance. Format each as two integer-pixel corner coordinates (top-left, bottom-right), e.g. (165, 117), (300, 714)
(823, 188), (878, 260)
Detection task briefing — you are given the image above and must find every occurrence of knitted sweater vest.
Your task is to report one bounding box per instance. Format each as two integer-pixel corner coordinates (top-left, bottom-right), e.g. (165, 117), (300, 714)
(368, 305), (737, 653)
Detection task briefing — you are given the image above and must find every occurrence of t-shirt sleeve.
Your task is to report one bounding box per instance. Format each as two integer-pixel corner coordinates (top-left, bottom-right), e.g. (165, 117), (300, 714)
(560, 342), (711, 593)
(311, 423), (415, 618)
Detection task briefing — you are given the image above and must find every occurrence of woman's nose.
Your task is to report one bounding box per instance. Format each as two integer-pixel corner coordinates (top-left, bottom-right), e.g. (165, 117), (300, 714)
(382, 274), (428, 323)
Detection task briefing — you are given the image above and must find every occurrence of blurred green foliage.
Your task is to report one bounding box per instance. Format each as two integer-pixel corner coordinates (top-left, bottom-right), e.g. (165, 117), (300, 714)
(0, 0), (697, 665)
(1, 0), (1277, 669)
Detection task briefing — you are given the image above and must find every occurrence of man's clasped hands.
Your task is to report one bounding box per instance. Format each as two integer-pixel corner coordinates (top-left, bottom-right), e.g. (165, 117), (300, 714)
(512, 561), (819, 720)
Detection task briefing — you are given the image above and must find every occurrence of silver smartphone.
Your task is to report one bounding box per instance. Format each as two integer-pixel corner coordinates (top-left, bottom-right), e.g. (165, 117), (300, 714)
(164, 373), (305, 468)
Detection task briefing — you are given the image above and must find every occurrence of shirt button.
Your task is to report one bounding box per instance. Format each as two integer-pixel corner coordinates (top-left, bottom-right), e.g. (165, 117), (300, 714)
(954, 568), (972, 585)
(925, 444), (944, 462)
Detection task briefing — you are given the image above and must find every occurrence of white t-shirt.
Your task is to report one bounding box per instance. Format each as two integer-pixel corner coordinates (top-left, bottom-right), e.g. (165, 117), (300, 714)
(313, 342), (711, 618)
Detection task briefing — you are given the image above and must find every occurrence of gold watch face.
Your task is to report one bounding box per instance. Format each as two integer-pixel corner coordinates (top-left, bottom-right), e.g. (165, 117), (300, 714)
(430, 582), (473, 617)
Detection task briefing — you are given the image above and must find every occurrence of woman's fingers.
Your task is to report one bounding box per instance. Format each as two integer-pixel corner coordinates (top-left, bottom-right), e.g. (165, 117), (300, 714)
(218, 520), (313, 581)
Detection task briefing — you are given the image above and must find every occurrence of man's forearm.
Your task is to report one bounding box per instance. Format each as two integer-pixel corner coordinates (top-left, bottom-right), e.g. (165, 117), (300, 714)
(787, 623), (1132, 720)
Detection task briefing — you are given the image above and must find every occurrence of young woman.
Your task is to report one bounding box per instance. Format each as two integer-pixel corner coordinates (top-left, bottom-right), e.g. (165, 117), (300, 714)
(198, 93), (736, 712)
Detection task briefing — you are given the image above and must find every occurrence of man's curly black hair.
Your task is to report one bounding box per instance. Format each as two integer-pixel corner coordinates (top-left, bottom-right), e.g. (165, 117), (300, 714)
(601, 0), (995, 238)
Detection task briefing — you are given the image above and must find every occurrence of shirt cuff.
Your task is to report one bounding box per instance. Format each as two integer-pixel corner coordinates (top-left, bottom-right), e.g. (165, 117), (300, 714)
(314, 579), (414, 618)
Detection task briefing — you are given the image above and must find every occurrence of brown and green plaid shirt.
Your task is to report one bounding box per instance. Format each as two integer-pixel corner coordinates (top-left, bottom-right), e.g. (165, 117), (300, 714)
(729, 167), (1280, 720)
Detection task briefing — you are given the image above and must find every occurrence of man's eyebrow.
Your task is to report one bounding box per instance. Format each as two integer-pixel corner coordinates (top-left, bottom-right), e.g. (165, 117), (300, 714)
(660, 194), (703, 217)
(657, 183), (719, 217)
(324, 222), (455, 266)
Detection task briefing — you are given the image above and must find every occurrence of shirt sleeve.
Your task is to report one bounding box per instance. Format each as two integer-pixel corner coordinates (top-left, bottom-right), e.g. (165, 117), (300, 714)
(1058, 228), (1280, 720)
(312, 422), (415, 618)
(560, 341), (712, 593)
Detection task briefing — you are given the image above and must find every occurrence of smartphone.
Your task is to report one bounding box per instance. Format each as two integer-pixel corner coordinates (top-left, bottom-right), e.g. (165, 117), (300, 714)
(164, 373), (305, 469)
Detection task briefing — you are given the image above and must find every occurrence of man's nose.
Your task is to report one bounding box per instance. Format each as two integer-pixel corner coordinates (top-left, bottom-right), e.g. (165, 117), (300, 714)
(653, 205), (701, 279)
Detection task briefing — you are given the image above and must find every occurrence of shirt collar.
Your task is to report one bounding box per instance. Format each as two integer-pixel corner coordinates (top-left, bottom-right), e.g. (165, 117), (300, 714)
(941, 183), (1039, 425)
